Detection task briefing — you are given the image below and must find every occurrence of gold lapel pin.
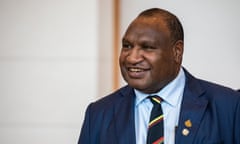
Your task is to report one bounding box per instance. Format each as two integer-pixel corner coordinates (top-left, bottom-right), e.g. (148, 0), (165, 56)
(184, 119), (192, 128)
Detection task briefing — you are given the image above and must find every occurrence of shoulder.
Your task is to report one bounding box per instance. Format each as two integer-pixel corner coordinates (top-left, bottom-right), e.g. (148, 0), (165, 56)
(86, 85), (134, 112)
(184, 68), (240, 105)
(95, 85), (133, 103)
(198, 78), (240, 101)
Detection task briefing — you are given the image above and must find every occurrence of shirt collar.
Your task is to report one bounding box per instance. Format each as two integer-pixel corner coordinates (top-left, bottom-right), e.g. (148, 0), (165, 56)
(135, 68), (186, 107)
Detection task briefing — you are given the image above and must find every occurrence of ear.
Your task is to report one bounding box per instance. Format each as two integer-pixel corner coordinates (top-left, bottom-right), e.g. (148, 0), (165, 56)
(173, 40), (184, 64)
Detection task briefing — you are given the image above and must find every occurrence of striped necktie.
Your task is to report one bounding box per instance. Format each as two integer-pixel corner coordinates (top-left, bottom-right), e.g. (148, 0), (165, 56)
(147, 96), (164, 144)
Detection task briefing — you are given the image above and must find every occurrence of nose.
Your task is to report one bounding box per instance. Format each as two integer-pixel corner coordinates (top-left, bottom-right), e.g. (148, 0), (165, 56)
(126, 47), (143, 64)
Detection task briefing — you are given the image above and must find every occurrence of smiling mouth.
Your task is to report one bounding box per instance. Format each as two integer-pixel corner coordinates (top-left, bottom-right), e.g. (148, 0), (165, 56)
(127, 67), (150, 78)
(128, 68), (146, 72)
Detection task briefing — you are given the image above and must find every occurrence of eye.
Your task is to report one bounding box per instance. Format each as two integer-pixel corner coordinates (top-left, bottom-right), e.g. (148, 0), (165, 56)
(142, 44), (155, 50)
(122, 42), (133, 49)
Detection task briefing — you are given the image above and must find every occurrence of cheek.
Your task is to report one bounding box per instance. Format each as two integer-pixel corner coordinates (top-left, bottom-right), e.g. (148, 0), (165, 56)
(146, 54), (163, 68)
(119, 52), (125, 63)
(119, 51), (130, 65)
(148, 55), (170, 74)
(119, 53), (128, 71)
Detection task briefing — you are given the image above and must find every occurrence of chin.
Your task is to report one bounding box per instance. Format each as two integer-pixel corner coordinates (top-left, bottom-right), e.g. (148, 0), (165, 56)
(128, 82), (147, 92)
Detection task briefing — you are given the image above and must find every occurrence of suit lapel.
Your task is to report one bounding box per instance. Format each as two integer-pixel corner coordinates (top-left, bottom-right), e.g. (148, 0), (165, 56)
(175, 70), (208, 144)
(114, 86), (136, 144)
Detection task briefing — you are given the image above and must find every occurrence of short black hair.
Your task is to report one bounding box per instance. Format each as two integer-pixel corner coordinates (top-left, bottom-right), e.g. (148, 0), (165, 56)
(138, 8), (184, 43)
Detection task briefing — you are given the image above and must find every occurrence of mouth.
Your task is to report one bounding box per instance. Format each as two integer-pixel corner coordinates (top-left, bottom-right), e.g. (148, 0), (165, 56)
(128, 67), (145, 72)
(126, 67), (150, 78)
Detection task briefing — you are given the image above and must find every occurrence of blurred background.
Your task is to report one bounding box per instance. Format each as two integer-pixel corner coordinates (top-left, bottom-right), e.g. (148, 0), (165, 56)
(0, 0), (239, 143)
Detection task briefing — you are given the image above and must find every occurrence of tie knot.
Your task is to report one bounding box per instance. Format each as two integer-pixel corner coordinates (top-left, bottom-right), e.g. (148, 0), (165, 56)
(148, 95), (162, 105)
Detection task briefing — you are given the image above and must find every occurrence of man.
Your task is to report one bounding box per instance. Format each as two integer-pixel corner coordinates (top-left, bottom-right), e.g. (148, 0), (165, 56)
(78, 8), (240, 144)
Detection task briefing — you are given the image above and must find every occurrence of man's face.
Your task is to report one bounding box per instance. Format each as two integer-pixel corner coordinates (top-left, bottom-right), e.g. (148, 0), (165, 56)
(119, 17), (183, 94)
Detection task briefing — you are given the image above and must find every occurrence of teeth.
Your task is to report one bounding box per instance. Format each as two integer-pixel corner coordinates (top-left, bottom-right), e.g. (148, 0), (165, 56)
(129, 68), (143, 72)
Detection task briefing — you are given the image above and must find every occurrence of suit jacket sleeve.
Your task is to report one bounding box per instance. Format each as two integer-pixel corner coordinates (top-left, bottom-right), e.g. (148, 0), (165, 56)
(78, 104), (92, 144)
(234, 100), (240, 143)
(77, 86), (136, 144)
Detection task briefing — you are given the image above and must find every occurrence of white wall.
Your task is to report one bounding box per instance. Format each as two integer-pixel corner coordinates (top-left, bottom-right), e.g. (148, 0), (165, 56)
(0, 0), (99, 143)
(120, 0), (240, 90)
(97, 0), (114, 97)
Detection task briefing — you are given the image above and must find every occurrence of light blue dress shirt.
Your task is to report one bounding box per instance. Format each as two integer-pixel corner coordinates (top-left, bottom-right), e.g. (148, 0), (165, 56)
(134, 68), (186, 144)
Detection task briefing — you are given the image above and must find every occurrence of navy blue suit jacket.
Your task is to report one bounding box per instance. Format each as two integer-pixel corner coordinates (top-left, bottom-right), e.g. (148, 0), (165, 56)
(78, 70), (240, 144)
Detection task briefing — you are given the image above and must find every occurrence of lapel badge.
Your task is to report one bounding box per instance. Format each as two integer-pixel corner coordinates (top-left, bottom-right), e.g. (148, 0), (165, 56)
(184, 119), (192, 128)
(182, 128), (189, 136)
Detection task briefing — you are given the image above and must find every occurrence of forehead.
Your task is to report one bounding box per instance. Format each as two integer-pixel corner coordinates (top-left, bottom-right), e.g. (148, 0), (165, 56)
(123, 17), (170, 42)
